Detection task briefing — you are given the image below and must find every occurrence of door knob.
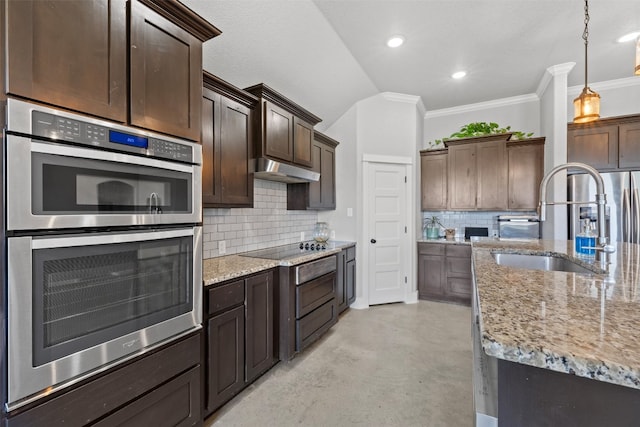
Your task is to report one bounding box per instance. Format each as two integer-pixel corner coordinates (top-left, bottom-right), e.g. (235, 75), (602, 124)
(370, 239), (377, 244)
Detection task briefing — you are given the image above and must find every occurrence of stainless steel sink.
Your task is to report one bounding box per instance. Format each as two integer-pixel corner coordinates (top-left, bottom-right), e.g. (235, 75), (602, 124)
(492, 252), (596, 274)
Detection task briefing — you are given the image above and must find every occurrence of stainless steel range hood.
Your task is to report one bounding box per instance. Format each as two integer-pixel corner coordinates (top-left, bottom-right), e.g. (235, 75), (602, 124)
(253, 158), (319, 183)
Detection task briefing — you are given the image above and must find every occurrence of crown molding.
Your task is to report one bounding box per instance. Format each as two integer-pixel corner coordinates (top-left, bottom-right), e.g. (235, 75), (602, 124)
(567, 76), (640, 97)
(380, 92), (426, 116)
(424, 93), (539, 119)
(536, 62), (576, 97)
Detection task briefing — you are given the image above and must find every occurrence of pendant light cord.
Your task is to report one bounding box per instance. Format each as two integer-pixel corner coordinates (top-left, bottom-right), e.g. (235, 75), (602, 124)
(583, 0), (590, 88)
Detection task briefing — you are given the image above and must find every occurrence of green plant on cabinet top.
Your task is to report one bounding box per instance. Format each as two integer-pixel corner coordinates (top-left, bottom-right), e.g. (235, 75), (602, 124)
(429, 122), (534, 147)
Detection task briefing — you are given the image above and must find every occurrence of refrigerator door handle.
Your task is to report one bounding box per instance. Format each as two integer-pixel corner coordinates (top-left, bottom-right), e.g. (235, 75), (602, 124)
(633, 188), (640, 243)
(623, 189), (631, 242)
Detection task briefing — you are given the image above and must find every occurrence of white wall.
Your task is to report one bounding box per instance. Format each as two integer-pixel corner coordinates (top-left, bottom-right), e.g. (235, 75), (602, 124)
(423, 95), (541, 150)
(567, 77), (640, 119)
(319, 92), (422, 307)
(317, 105), (358, 241)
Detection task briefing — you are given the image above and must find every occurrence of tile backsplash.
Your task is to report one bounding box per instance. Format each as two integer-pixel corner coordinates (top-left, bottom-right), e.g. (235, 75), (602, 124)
(203, 179), (318, 258)
(421, 210), (536, 238)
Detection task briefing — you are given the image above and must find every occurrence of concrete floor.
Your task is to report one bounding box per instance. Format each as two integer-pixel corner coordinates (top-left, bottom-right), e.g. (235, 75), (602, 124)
(205, 300), (473, 426)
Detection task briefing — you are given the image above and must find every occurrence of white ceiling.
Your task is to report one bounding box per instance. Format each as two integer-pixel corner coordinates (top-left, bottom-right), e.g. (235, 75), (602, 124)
(182, 0), (640, 131)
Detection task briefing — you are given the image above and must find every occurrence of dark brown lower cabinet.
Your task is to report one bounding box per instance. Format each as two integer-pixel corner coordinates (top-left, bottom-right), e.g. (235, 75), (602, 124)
(206, 305), (245, 413)
(498, 359), (640, 427)
(204, 270), (276, 416)
(245, 273), (275, 383)
(92, 366), (201, 427)
(5, 332), (202, 427)
(417, 242), (471, 306)
(346, 255), (356, 305)
(336, 245), (356, 313)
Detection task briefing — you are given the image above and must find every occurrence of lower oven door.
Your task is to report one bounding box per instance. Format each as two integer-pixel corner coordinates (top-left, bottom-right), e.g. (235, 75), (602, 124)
(6, 227), (202, 411)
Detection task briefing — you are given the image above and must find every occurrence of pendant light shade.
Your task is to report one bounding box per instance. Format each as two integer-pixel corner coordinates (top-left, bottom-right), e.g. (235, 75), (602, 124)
(573, 86), (600, 123)
(573, 0), (600, 123)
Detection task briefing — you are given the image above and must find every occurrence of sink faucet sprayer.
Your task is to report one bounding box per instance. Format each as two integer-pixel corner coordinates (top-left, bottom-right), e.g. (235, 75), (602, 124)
(538, 162), (615, 265)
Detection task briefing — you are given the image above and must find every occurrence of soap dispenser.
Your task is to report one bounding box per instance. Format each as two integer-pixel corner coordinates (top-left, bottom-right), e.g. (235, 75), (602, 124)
(575, 218), (596, 256)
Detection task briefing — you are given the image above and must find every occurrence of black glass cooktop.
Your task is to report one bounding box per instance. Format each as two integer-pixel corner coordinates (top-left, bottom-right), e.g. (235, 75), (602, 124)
(241, 241), (332, 261)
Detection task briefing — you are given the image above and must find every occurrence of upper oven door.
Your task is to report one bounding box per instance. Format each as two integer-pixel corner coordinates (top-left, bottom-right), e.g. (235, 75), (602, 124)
(6, 134), (202, 231)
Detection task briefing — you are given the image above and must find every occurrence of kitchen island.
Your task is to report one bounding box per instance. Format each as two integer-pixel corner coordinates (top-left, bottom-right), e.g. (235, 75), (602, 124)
(472, 238), (640, 426)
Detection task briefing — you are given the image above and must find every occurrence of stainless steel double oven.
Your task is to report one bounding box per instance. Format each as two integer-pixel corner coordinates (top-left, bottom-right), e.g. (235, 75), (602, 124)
(4, 98), (202, 411)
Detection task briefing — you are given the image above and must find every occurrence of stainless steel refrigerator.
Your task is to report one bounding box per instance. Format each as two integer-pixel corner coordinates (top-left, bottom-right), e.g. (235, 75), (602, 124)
(568, 172), (640, 243)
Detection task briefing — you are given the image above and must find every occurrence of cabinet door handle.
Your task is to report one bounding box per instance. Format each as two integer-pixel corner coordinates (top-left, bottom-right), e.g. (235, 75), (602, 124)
(370, 239), (377, 244)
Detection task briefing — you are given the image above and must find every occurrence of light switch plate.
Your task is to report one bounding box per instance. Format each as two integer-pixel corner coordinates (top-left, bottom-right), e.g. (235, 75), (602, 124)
(347, 208), (353, 217)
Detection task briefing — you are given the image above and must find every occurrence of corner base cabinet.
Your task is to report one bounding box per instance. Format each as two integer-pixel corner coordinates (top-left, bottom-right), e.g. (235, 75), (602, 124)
(336, 245), (356, 313)
(5, 331), (202, 427)
(204, 270), (276, 416)
(418, 242), (471, 306)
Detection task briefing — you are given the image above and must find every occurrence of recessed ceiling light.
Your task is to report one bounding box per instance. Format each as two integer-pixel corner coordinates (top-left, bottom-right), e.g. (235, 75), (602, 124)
(387, 36), (404, 48)
(617, 31), (640, 43)
(451, 71), (467, 79)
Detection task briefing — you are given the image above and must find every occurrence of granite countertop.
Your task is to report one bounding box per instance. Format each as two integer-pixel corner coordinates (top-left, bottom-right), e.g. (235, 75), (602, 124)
(203, 240), (356, 287)
(472, 238), (640, 390)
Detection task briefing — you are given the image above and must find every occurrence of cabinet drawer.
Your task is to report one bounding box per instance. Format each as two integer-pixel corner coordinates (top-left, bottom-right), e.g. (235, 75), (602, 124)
(447, 256), (472, 278)
(446, 244), (471, 258)
(345, 246), (356, 261)
(296, 272), (336, 318)
(418, 243), (445, 256)
(6, 332), (201, 427)
(208, 279), (245, 315)
(93, 366), (201, 427)
(296, 299), (337, 351)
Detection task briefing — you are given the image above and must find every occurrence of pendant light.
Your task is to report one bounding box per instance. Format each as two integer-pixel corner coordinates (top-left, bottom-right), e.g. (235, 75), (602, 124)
(573, 0), (600, 123)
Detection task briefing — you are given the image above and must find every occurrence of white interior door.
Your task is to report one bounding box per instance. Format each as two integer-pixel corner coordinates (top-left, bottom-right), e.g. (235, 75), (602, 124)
(366, 162), (409, 305)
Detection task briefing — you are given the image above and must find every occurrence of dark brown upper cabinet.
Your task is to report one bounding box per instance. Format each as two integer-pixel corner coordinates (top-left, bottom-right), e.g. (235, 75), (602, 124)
(420, 149), (448, 211)
(568, 114), (640, 171)
(5, 0), (220, 141)
(421, 135), (544, 212)
(6, 0), (128, 122)
(507, 138), (545, 210)
(287, 131), (339, 210)
(244, 83), (322, 169)
(202, 72), (257, 208)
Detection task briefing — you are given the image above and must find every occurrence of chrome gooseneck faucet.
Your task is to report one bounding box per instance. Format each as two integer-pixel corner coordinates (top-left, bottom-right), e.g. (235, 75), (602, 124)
(538, 162), (615, 263)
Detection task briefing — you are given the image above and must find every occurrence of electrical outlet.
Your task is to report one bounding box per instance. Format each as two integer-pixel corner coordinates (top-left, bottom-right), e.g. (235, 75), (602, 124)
(491, 230), (499, 238)
(347, 208), (353, 217)
(300, 232), (305, 242)
(219, 240), (226, 254)
(330, 230), (336, 239)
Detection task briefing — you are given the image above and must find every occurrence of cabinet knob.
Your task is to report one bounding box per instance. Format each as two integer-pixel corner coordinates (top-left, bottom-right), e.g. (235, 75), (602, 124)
(370, 239), (377, 244)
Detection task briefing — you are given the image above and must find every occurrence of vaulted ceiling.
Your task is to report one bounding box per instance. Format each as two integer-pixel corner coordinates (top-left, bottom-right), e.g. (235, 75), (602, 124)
(182, 0), (640, 131)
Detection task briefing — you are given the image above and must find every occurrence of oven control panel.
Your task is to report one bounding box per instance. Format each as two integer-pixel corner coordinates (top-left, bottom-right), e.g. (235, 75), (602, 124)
(31, 111), (194, 164)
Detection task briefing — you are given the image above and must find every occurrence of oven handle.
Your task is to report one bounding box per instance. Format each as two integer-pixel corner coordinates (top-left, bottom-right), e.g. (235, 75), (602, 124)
(30, 227), (197, 249)
(29, 139), (195, 173)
